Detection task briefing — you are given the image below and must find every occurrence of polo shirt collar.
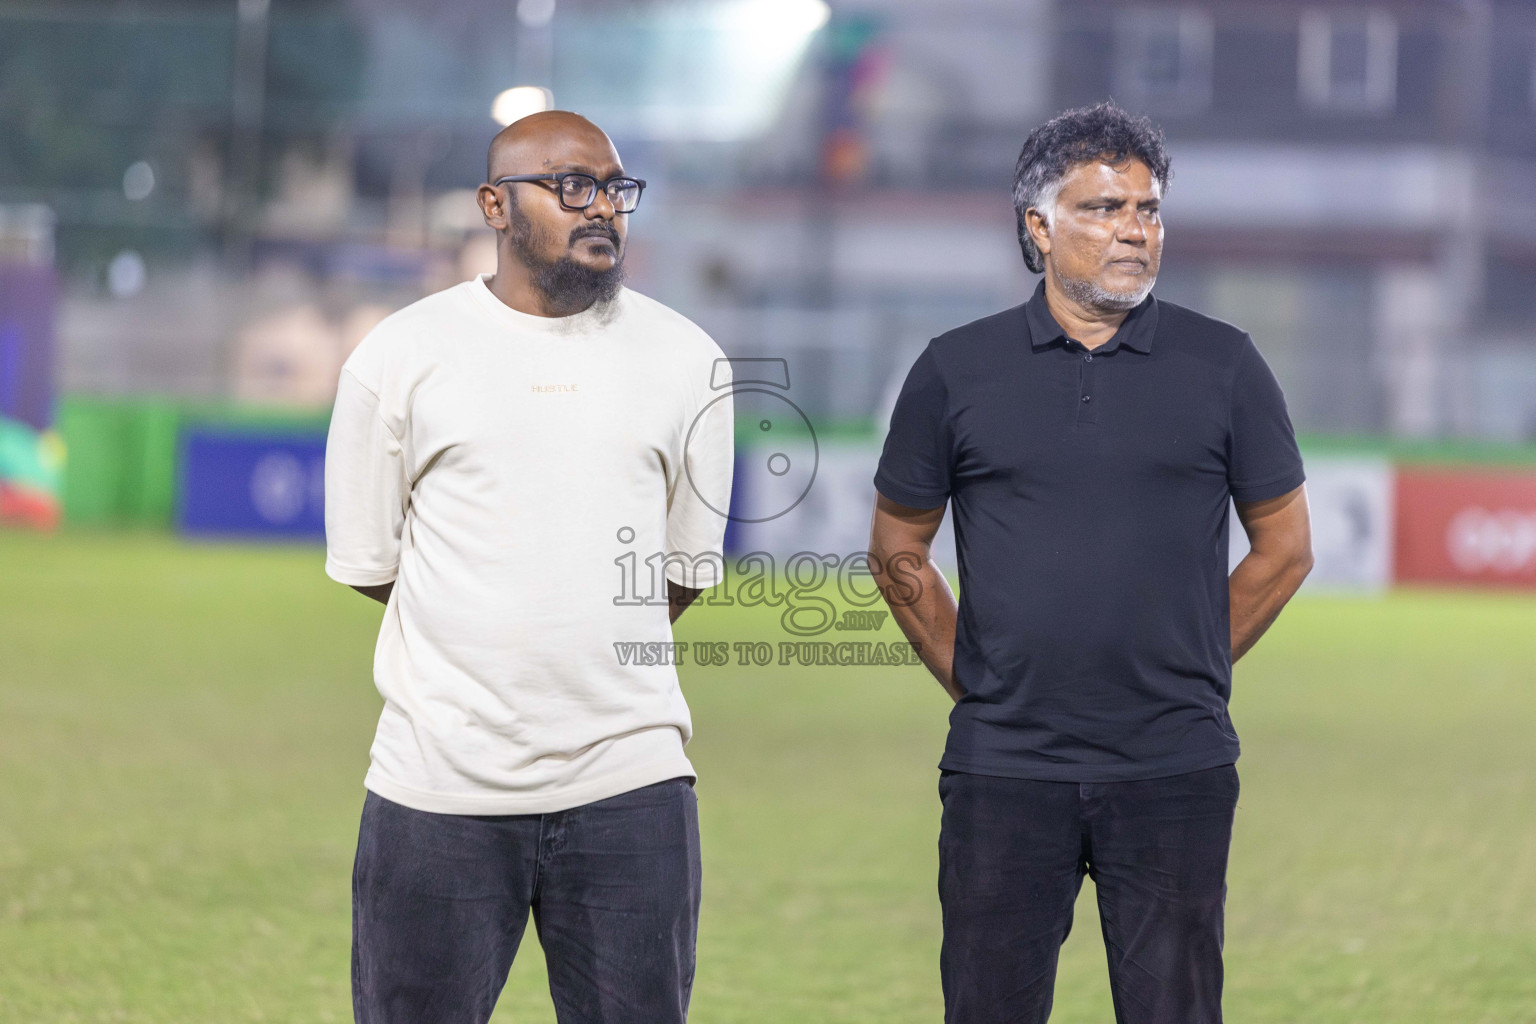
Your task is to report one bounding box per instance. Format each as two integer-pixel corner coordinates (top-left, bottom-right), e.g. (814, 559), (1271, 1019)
(1023, 279), (1158, 354)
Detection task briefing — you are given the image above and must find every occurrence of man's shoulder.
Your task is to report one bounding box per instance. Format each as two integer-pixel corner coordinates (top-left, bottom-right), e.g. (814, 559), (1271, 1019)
(371, 282), (476, 339)
(928, 303), (1028, 362)
(1151, 296), (1251, 362)
(344, 283), (474, 378)
(618, 287), (725, 361)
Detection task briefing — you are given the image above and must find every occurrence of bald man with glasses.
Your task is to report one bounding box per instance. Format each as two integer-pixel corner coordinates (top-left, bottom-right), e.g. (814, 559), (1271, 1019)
(325, 111), (733, 1024)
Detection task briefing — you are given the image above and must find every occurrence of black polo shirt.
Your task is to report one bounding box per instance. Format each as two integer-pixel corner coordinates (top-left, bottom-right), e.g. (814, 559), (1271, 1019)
(875, 281), (1305, 782)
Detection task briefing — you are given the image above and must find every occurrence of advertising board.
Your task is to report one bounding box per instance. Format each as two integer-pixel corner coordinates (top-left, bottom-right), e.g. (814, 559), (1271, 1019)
(178, 430), (327, 540)
(1395, 468), (1536, 588)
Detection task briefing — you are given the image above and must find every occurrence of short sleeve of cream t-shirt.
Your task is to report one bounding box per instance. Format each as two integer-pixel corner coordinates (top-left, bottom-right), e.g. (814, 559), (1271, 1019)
(325, 276), (733, 814)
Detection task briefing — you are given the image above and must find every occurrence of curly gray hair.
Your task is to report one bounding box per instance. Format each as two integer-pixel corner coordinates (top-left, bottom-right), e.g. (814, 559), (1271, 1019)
(1012, 102), (1172, 274)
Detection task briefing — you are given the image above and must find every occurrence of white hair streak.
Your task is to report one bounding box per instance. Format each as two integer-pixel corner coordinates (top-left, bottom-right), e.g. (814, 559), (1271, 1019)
(1031, 179), (1064, 230)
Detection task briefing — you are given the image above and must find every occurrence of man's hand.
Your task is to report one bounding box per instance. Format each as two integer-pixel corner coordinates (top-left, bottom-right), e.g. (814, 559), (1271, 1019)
(1230, 484), (1313, 662)
(352, 581), (702, 621)
(351, 582), (394, 606)
(869, 493), (962, 701)
(667, 581), (702, 624)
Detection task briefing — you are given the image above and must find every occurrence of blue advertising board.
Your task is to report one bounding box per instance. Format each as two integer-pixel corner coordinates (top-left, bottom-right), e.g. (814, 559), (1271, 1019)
(0, 264), (56, 432)
(177, 429), (327, 539)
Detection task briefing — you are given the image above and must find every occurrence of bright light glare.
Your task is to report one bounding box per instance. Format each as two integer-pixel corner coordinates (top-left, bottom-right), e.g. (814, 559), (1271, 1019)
(516, 0), (555, 28)
(783, 0), (830, 36)
(638, 0), (830, 140)
(107, 250), (147, 298)
(123, 161), (155, 202)
(491, 86), (553, 126)
(728, 0), (830, 51)
(539, 0), (831, 142)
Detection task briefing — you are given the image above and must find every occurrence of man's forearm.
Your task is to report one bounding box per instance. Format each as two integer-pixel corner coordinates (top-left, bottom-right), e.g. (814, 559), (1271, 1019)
(1228, 550), (1311, 662)
(874, 551), (962, 701)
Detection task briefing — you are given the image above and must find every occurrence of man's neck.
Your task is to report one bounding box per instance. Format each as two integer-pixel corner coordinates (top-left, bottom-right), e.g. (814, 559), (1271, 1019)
(1042, 268), (1131, 351)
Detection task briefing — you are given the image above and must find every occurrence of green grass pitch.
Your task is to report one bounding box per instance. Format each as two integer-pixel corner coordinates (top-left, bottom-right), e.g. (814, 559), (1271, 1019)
(1, 532), (1534, 1022)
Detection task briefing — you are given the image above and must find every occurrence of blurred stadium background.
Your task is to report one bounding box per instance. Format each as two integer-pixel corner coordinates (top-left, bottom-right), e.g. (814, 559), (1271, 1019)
(2, 0), (1534, 1021)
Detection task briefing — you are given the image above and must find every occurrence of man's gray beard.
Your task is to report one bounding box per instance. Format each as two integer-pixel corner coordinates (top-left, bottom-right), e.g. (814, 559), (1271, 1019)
(1057, 270), (1156, 312)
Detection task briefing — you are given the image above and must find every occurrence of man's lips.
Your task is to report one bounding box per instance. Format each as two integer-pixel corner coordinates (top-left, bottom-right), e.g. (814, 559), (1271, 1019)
(1109, 257), (1148, 272)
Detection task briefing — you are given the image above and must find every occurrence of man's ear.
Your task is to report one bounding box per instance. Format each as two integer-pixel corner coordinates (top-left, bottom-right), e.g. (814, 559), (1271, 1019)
(1026, 207), (1052, 260)
(477, 184), (508, 231)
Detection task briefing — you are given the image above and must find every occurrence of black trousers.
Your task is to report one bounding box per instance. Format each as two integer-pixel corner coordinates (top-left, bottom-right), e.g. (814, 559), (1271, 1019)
(351, 778), (701, 1024)
(938, 764), (1240, 1024)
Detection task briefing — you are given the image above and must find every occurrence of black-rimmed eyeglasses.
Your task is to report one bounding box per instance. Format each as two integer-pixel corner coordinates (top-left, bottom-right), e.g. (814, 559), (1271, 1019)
(492, 172), (646, 213)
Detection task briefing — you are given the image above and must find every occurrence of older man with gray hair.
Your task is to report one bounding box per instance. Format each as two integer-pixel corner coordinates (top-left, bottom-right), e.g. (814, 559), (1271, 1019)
(870, 102), (1314, 1022)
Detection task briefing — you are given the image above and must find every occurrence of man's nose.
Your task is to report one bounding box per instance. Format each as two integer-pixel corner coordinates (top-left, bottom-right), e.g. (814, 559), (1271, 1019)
(585, 191), (616, 220)
(1118, 211), (1149, 243)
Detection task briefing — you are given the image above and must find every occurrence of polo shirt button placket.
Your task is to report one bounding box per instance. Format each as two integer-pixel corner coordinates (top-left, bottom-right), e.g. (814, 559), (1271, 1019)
(1078, 351), (1099, 426)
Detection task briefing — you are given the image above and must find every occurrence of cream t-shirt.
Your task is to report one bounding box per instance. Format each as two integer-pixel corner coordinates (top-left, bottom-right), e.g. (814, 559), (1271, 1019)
(324, 275), (733, 814)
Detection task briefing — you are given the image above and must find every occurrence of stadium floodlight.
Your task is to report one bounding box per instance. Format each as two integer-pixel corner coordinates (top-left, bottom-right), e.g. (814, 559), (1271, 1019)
(516, 0), (556, 28)
(628, 0), (831, 141)
(721, 0), (830, 61)
(773, 0), (831, 38)
(491, 86), (554, 126)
